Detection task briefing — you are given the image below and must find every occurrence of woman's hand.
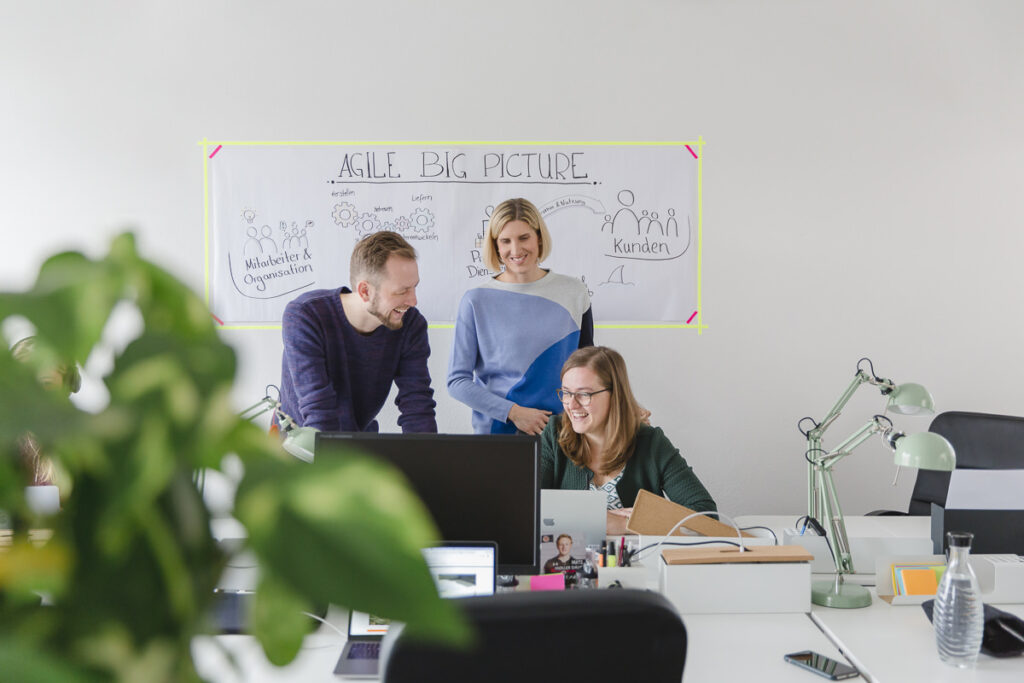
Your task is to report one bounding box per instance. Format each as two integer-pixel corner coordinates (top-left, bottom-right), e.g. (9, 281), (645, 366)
(637, 408), (651, 425)
(508, 404), (552, 435)
(606, 507), (633, 535)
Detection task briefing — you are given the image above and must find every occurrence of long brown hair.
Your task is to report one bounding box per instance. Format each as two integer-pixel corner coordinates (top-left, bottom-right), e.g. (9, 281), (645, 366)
(557, 346), (643, 475)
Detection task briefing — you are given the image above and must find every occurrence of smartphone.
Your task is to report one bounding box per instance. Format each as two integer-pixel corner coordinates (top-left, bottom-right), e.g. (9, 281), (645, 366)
(784, 651), (859, 680)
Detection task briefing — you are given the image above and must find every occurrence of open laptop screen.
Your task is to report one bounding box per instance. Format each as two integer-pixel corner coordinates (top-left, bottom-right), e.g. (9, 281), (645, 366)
(421, 541), (497, 598)
(348, 541), (497, 637)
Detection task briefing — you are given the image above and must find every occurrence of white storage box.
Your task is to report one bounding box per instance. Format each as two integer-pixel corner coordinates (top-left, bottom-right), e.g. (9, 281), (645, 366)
(876, 553), (1024, 605)
(658, 546), (812, 614)
(783, 527), (934, 575)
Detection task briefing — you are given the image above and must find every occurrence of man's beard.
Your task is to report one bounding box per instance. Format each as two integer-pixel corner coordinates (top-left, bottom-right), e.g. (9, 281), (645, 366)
(368, 292), (404, 330)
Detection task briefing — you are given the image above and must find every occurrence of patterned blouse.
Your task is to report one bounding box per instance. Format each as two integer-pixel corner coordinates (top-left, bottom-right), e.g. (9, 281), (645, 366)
(590, 471), (625, 509)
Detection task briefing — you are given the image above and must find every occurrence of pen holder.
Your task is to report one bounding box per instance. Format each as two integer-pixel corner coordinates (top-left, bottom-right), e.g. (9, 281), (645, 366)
(598, 563), (649, 589)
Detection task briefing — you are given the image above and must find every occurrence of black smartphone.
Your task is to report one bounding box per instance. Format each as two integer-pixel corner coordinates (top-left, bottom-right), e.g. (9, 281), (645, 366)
(784, 651), (859, 680)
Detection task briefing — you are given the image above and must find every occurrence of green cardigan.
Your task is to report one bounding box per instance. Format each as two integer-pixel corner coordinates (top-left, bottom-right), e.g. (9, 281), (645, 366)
(540, 415), (717, 512)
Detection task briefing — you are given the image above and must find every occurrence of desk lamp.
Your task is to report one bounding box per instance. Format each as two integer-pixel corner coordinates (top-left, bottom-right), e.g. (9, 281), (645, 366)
(239, 387), (318, 463)
(799, 358), (955, 608)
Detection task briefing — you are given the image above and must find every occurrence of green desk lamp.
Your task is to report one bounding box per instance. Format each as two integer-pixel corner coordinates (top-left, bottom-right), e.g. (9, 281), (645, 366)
(239, 387), (318, 463)
(800, 358), (955, 608)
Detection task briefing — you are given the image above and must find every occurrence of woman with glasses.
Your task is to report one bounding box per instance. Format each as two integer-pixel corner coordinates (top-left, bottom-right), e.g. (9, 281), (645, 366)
(447, 197), (593, 435)
(542, 346), (716, 533)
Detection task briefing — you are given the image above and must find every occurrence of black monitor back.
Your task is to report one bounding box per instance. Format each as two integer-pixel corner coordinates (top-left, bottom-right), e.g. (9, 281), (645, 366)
(316, 432), (540, 575)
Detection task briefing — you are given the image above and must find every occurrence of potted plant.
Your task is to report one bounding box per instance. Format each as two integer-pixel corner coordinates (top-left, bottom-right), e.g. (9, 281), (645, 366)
(0, 233), (467, 681)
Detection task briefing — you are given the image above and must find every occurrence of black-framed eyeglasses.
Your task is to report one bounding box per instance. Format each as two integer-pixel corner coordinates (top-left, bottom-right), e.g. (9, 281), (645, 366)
(556, 388), (610, 406)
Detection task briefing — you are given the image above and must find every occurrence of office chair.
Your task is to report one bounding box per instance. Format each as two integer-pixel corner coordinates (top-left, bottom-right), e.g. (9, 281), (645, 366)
(381, 589), (687, 683)
(894, 411), (1024, 515)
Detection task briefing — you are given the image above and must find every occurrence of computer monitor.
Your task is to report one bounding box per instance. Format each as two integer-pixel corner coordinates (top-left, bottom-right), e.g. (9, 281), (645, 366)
(315, 433), (541, 575)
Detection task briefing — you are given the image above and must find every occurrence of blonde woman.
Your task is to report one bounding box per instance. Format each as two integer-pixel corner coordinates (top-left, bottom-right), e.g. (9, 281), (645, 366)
(448, 198), (592, 435)
(541, 346), (716, 533)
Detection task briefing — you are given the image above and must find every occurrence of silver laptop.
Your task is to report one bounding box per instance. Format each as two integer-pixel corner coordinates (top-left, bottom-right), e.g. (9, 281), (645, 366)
(334, 541), (497, 678)
(540, 489), (608, 552)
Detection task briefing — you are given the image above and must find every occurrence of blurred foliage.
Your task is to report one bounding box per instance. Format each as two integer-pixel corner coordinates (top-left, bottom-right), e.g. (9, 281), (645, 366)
(0, 234), (467, 682)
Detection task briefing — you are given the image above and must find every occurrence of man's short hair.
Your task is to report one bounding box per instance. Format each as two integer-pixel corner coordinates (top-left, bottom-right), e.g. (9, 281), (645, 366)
(350, 231), (417, 287)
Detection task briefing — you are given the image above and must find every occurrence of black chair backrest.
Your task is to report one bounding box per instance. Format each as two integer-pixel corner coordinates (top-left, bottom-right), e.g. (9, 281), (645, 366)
(381, 588), (686, 683)
(909, 411), (1024, 515)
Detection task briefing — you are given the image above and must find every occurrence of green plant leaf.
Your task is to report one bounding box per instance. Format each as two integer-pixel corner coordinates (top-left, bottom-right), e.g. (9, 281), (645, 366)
(0, 638), (98, 683)
(236, 454), (471, 645)
(250, 572), (316, 666)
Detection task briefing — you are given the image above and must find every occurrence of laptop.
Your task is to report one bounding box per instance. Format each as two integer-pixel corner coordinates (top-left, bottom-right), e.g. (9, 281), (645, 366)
(334, 541), (497, 678)
(540, 489), (608, 552)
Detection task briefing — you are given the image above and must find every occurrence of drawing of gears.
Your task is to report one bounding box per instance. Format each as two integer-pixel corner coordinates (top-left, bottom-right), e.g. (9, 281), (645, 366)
(409, 207), (435, 233)
(354, 212), (381, 236)
(393, 215), (411, 234)
(331, 201), (358, 228)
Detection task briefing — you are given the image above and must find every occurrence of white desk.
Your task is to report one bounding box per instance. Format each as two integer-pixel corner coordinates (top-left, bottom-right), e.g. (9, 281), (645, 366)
(192, 605), (853, 683)
(812, 589), (1024, 683)
(193, 606), (348, 683)
(195, 517), (1020, 682)
(682, 612), (849, 682)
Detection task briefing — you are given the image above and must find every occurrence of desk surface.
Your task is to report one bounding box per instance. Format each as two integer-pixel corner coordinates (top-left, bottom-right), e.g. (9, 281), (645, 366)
(195, 516), (1020, 682)
(812, 589), (1024, 683)
(192, 605), (852, 683)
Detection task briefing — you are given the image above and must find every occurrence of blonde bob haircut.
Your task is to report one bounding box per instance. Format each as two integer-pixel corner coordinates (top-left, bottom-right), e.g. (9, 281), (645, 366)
(557, 346), (644, 476)
(483, 198), (553, 273)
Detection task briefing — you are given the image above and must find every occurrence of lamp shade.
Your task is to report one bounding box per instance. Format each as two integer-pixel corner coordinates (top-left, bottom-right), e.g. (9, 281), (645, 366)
(891, 432), (955, 471)
(282, 427), (317, 463)
(886, 382), (936, 415)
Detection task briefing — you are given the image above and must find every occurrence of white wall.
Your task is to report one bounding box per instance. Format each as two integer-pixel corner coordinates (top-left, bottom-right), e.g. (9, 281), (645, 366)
(3, 1), (1023, 516)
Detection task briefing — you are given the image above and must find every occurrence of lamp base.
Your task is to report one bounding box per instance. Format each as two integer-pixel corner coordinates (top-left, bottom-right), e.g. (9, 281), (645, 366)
(811, 578), (872, 609)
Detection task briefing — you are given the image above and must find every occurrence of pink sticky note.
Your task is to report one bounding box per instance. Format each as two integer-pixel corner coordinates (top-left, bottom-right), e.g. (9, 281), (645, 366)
(529, 573), (566, 591)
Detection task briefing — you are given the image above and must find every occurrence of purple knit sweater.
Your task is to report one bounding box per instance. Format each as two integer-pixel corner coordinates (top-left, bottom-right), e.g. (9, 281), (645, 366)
(278, 287), (437, 433)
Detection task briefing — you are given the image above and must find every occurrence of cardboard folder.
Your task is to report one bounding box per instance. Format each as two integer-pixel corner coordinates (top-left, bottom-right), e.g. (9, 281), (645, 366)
(626, 489), (753, 538)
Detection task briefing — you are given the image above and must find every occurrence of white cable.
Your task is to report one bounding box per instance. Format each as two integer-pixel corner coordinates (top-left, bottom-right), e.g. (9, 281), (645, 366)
(649, 511), (748, 566)
(299, 611), (348, 650)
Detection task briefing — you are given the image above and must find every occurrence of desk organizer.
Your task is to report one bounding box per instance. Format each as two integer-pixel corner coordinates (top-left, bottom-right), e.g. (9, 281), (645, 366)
(636, 534), (775, 589)
(783, 528), (934, 574)
(598, 564), (649, 589)
(658, 545), (812, 614)
(876, 554), (1024, 605)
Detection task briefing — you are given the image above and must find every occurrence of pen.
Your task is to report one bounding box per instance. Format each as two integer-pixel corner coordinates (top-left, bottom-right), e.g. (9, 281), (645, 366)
(619, 536), (625, 567)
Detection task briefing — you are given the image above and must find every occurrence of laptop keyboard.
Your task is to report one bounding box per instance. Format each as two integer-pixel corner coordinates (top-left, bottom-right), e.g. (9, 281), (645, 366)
(347, 642), (380, 659)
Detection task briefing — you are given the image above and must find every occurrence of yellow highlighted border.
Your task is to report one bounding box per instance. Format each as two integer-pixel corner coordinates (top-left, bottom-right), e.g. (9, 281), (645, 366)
(201, 140), (706, 332)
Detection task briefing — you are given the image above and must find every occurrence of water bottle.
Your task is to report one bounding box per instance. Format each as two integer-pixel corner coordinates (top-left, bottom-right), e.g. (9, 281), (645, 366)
(933, 531), (984, 668)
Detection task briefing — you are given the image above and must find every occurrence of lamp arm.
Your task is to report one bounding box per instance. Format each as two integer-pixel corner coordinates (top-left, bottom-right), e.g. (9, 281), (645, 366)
(238, 396), (278, 423)
(819, 418), (889, 469)
(814, 416), (889, 577)
(806, 370), (870, 520)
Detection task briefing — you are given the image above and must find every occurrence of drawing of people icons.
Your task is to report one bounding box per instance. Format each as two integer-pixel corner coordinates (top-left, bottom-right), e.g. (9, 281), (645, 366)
(603, 189), (690, 250)
(240, 209), (314, 256)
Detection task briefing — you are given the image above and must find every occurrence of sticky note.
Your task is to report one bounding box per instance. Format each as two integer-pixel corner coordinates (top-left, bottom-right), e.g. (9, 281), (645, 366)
(529, 573), (566, 591)
(900, 568), (939, 596)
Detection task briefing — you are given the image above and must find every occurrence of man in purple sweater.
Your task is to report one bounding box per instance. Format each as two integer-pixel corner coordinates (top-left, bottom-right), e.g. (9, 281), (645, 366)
(278, 231), (437, 433)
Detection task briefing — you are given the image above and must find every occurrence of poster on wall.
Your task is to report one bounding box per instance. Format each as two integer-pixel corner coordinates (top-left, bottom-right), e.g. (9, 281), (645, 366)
(204, 141), (703, 328)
